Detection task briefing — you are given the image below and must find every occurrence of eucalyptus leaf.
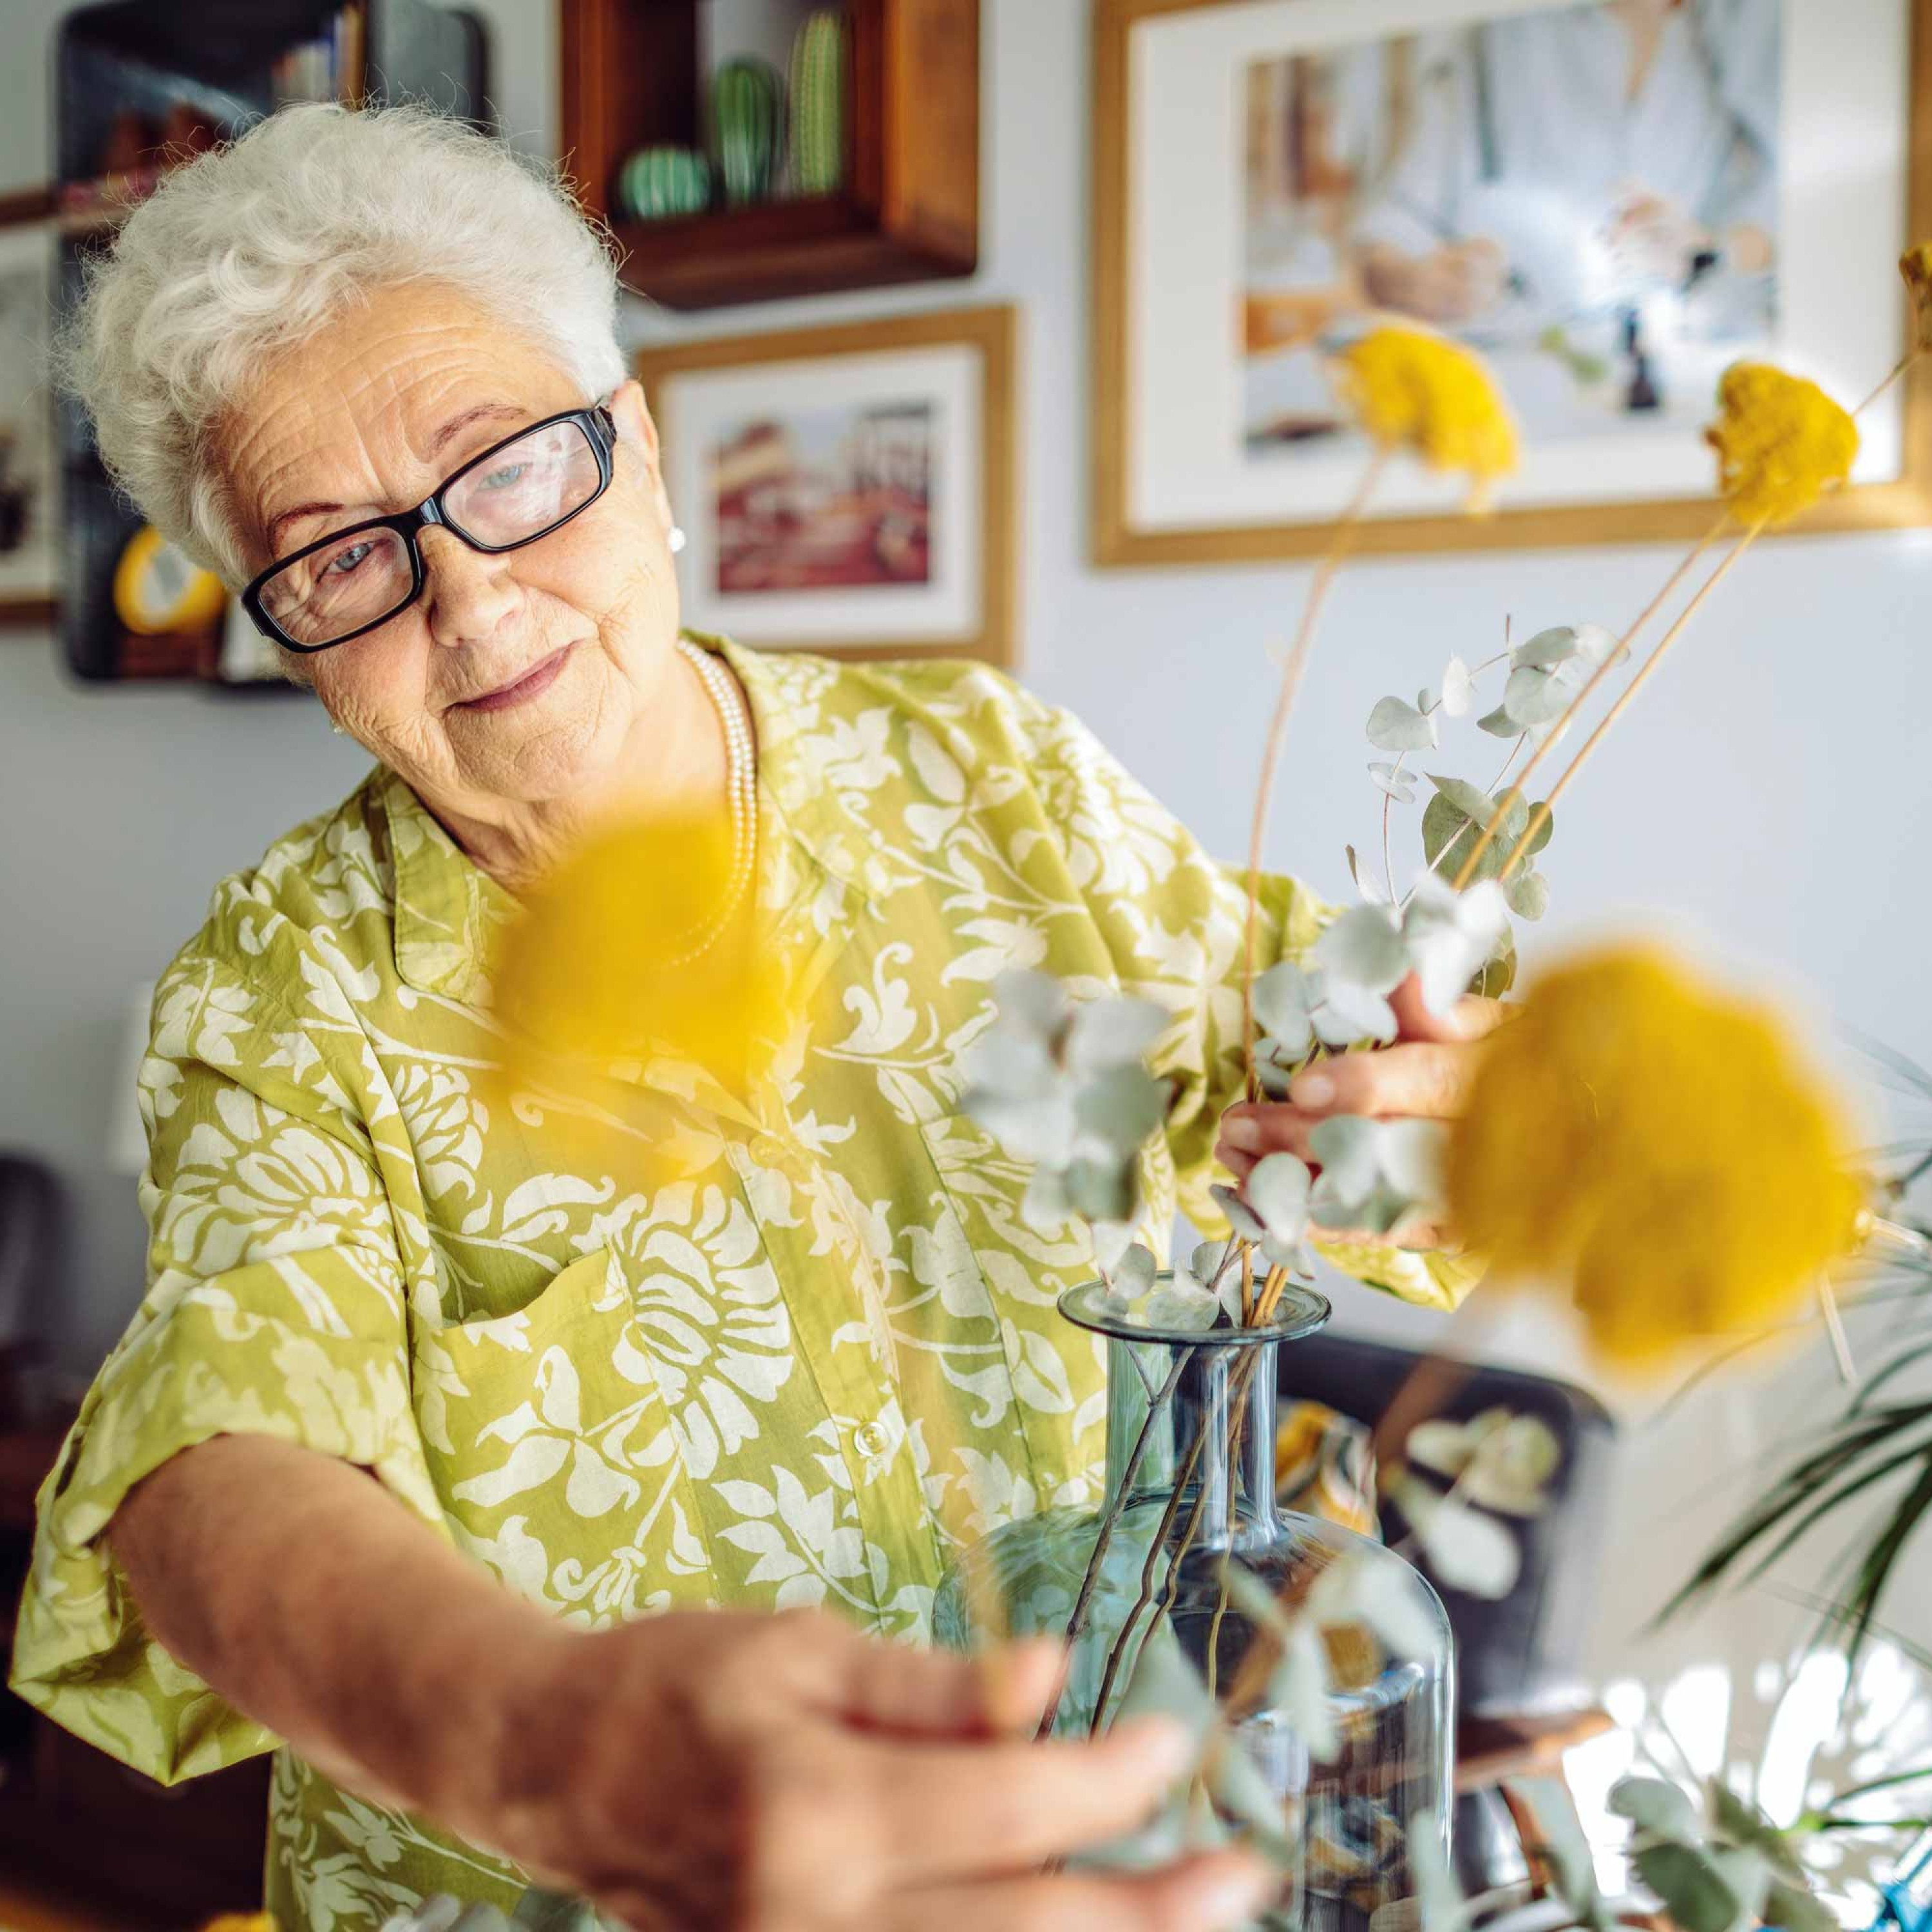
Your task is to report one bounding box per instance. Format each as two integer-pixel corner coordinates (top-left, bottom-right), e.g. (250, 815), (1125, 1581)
(1409, 1812), (1473, 1932)
(1314, 979), (1399, 1045)
(1252, 961), (1317, 1056)
(963, 1029), (1057, 1100)
(1609, 1776), (1699, 1841)
(1205, 1730), (1292, 1844)
(1247, 1152), (1313, 1244)
(1379, 1119), (1448, 1205)
(1142, 1280), (1225, 1332)
(1502, 663), (1570, 727)
(1440, 655), (1476, 717)
(1065, 996), (1168, 1075)
(1399, 1478), (1522, 1598)
(1421, 791), (1508, 886)
(965, 1086), (1077, 1166)
(1021, 1164), (1071, 1232)
(1427, 773), (1527, 840)
(1113, 1242), (1159, 1298)
(1220, 1558), (1293, 1634)
(1307, 1115), (1383, 1207)
(1636, 1843), (1744, 1932)
(511, 1893), (603, 1932)
(1092, 1218), (1137, 1274)
(1075, 1061), (1168, 1157)
(1211, 1182), (1269, 1246)
(1367, 696), (1439, 753)
(1368, 762), (1417, 804)
(1513, 625), (1583, 670)
(1255, 1052), (1296, 1099)
(1314, 904), (1408, 994)
(1188, 1240), (1234, 1292)
(1709, 1783), (1806, 1881)
(1504, 869), (1550, 920)
(1345, 845), (1390, 904)
(1115, 1622), (1216, 1751)
(1267, 1620), (1340, 1760)
(1523, 803), (1555, 858)
(1763, 1876), (1839, 1932)
(992, 969), (1071, 1044)
(1477, 703), (1520, 739)
(1067, 1155), (1139, 1224)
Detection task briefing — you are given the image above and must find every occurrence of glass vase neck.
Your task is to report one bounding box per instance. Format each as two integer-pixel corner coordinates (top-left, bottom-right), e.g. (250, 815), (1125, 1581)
(1059, 1276), (1331, 1558)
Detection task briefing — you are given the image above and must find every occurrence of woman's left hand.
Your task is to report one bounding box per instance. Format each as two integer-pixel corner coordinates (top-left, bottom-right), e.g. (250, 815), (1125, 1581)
(1213, 973), (1506, 1251)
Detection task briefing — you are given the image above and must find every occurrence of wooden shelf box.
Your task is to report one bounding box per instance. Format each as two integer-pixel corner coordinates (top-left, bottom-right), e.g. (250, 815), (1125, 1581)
(561, 0), (979, 308)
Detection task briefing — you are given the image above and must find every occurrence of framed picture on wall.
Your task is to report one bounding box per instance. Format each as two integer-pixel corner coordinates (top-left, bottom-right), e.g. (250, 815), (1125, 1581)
(0, 194), (59, 627)
(1095, 0), (1932, 565)
(638, 305), (1019, 665)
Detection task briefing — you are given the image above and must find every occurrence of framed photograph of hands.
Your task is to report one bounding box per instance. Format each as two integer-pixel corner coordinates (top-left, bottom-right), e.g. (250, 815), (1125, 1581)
(638, 305), (1019, 666)
(1094, 0), (1932, 564)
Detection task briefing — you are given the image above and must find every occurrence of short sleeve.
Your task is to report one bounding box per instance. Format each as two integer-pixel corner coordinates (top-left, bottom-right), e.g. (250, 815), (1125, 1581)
(1004, 683), (1483, 1314)
(8, 951), (446, 1783)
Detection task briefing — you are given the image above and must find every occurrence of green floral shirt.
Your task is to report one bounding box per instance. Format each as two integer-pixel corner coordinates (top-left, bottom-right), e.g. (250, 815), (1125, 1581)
(11, 639), (1476, 1927)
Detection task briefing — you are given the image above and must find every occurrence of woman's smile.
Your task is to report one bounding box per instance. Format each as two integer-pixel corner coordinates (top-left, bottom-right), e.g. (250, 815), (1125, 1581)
(450, 641), (574, 713)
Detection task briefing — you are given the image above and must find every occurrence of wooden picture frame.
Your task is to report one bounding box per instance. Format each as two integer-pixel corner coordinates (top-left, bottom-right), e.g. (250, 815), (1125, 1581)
(0, 187), (59, 628)
(638, 304), (1019, 665)
(1094, 0), (1932, 565)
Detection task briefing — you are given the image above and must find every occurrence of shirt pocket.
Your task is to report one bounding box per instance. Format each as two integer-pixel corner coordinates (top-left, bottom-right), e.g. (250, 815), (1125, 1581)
(410, 1246), (715, 1621)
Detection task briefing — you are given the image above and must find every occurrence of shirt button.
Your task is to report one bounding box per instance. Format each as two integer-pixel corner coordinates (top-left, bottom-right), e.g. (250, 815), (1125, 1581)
(852, 1421), (889, 1461)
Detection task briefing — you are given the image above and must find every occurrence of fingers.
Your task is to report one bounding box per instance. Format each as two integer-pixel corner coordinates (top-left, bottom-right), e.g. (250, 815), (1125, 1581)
(1389, 973), (1508, 1045)
(855, 1717), (1197, 1886)
(888, 1850), (1277, 1932)
(1224, 1040), (1472, 1128)
(810, 1613), (1065, 1740)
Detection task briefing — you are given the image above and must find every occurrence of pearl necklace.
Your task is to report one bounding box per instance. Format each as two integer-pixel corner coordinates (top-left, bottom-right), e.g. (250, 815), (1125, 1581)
(663, 637), (756, 966)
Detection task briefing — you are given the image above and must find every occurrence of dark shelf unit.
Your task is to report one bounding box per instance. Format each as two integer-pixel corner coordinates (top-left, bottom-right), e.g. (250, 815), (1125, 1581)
(561, 0), (980, 310)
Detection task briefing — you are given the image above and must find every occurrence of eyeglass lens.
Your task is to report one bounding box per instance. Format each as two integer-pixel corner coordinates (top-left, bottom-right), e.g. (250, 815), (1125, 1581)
(259, 418), (604, 648)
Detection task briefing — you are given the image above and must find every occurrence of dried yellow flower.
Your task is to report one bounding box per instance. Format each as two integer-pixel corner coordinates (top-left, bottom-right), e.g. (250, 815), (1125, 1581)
(197, 1918), (276, 1932)
(1901, 242), (1932, 348)
(487, 811), (797, 1151)
(1446, 945), (1864, 1369)
(1703, 362), (1857, 527)
(1336, 326), (1520, 509)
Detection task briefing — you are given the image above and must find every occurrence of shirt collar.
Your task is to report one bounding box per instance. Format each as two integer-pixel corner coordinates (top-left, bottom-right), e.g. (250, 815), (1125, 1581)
(383, 632), (875, 1003)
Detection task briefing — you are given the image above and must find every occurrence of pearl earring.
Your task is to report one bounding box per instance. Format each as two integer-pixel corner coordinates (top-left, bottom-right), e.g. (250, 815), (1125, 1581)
(667, 524), (687, 554)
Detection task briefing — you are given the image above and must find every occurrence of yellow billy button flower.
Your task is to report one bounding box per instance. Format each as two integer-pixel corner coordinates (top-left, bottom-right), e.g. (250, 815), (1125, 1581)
(1703, 362), (1857, 527)
(1336, 326), (1520, 509)
(486, 810), (797, 1155)
(1901, 242), (1932, 348)
(1445, 945), (1864, 1369)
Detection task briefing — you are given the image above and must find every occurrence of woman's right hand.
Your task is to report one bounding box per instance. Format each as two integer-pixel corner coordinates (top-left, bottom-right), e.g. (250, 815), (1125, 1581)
(481, 1605), (1276, 1932)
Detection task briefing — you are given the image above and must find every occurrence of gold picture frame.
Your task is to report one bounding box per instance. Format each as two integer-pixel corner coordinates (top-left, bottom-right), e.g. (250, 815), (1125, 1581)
(1094, 0), (1932, 565)
(636, 305), (1019, 667)
(0, 185), (59, 629)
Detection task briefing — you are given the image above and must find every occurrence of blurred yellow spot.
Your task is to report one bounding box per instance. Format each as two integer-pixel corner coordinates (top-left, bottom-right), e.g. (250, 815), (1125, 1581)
(486, 811), (797, 1148)
(1704, 363), (1857, 527)
(1446, 945), (1864, 1370)
(1335, 326), (1520, 510)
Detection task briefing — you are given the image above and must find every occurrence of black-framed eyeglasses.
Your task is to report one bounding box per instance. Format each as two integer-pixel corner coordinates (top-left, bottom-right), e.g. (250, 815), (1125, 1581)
(241, 404), (620, 654)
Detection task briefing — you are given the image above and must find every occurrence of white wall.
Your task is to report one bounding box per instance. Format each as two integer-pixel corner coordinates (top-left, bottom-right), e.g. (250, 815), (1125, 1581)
(2, 0), (1926, 1707)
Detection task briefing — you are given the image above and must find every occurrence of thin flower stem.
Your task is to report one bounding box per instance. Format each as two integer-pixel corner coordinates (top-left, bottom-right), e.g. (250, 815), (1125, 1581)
(1037, 1343), (1196, 1739)
(1818, 1278), (1858, 1386)
(1498, 518), (1768, 882)
(1090, 1265), (1298, 1736)
(1855, 346), (1922, 419)
(1244, 453), (1389, 1099)
(1451, 516), (1726, 891)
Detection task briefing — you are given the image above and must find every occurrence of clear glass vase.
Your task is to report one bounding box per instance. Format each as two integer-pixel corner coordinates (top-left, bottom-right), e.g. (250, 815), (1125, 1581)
(934, 1276), (1454, 1932)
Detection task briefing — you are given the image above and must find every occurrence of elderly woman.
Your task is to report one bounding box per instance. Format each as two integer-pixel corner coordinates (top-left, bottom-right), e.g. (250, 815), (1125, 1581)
(12, 106), (1491, 1931)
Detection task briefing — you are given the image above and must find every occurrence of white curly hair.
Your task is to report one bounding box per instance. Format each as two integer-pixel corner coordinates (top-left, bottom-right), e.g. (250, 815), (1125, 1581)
(60, 102), (629, 586)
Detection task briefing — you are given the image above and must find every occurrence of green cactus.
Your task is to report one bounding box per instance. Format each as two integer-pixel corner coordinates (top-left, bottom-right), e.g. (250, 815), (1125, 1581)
(788, 8), (846, 196)
(616, 144), (710, 222)
(712, 56), (784, 207)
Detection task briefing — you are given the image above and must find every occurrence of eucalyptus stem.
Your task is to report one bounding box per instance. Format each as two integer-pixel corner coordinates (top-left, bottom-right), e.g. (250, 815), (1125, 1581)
(1036, 1343), (1196, 1740)
(1450, 516), (1725, 891)
(1244, 453), (1389, 1100)
(1088, 1421), (1213, 1736)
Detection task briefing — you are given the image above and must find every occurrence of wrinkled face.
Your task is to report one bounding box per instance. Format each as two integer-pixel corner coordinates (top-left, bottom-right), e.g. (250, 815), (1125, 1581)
(223, 281), (679, 817)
